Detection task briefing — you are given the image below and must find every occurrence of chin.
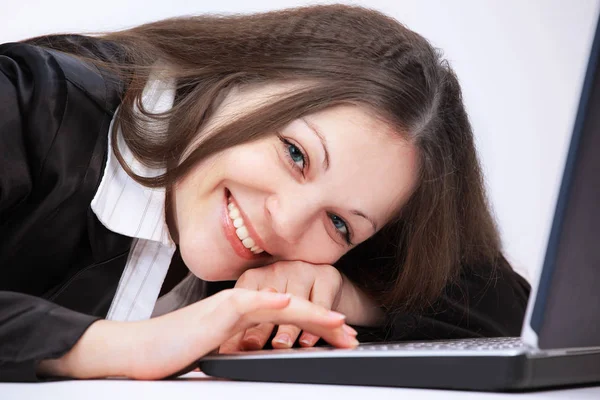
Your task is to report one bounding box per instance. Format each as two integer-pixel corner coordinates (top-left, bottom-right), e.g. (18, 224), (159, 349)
(185, 259), (241, 282)
(193, 270), (239, 282)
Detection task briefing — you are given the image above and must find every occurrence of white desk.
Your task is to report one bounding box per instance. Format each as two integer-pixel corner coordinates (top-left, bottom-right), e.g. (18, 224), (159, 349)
(2, 372), (600, 400)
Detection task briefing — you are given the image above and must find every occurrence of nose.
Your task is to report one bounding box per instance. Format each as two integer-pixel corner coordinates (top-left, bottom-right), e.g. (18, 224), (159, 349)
(265, 191), (319, 245)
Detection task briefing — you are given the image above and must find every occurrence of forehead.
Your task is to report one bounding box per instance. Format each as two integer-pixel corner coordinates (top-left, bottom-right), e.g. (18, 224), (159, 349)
(304, 105), (418, 226)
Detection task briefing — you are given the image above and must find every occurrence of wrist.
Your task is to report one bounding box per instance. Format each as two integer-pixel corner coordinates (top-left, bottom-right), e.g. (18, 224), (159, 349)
(337, 274), (385, 327)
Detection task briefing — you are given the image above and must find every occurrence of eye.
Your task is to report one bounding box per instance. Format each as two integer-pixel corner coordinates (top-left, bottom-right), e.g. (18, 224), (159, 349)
(288, 143), (304, 167)
(279, 136), (308, 176)
(328, 213), (352, 246)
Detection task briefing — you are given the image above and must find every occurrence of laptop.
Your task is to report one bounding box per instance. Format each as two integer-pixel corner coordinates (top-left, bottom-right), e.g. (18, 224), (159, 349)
(198, 15), (600, 392)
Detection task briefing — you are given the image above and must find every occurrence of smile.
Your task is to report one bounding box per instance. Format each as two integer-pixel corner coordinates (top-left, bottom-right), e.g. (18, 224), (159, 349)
(222, 189), (269, 260)
(227, 197), (264, 254)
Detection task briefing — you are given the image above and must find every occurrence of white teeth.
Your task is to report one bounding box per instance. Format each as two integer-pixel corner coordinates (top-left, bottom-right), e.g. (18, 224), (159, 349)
(242, 237), (255, 248)
(228, 208), (240, 219)
(227, 196), (265, 255)
(233, 218), (244, 228)
(236, 226), (249, 240)
(250, 245), (264, 254)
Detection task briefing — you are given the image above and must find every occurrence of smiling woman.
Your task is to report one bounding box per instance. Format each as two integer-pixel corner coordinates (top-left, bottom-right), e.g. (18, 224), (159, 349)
(173, 99), (417, 281)
(0, 4), (529, 382)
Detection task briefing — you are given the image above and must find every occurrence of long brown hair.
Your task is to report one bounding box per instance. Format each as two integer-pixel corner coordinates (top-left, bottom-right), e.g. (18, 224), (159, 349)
(29, 4), (505, 312)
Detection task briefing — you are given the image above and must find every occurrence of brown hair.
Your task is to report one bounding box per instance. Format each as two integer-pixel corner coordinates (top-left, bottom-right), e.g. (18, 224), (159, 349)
(30, 4), (505, 312)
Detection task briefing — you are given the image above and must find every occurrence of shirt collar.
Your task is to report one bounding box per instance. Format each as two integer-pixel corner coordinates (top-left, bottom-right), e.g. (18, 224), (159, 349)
(91, 75), (176, 247)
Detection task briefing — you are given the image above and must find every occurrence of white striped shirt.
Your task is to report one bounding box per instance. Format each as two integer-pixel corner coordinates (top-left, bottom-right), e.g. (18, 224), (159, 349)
(91, 75), (189, 321)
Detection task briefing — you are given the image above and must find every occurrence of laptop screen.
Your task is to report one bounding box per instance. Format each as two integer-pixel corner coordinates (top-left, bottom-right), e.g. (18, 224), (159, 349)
(529, 13), (600, 349)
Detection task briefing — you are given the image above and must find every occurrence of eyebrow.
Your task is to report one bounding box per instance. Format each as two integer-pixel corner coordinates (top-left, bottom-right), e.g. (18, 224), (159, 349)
(301, 117), (330, 171)
(301, 117), (378, 234)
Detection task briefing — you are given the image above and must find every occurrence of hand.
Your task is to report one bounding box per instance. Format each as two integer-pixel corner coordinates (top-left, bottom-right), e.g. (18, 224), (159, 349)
(36, 288), (359, 380)
(219, 261), (383, 354)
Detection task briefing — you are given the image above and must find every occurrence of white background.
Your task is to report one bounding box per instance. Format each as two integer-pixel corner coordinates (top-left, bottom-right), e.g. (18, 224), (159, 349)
(2, 0), (599, 281)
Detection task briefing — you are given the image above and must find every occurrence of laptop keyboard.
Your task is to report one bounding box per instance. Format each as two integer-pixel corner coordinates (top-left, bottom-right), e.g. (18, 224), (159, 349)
(356, 337), (525, 352)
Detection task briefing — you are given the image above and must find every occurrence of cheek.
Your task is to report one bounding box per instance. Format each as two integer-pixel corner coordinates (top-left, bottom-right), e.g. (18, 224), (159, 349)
(220, 140), (282, 184)
(287, 226), (347, 266)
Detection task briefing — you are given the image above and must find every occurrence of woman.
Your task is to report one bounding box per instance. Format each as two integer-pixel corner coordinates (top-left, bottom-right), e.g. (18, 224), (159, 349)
(0, 4), (529, 382)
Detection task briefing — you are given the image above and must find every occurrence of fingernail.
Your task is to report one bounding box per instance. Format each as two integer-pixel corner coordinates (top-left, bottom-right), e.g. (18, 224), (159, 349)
(299, 333), (319, 346)
(328, 311), (346, 321)
(261, 287), (278, 293)
(342, 324), (358, 336)
(273, 334), (292, 347)
(273, 293), (292, 301)
(242, 336), (262, 350)
(349, 337), (360, 347)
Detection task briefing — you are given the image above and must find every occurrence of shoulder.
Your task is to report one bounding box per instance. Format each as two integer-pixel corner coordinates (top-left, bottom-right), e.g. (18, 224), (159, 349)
(379, 257), (530, 342)
(420, 258), (531, 338)
(459, 257), (531, 313)
(1, 37), (123, 114)
(0, 40), (125, 219)
(1, 39), (124, 178)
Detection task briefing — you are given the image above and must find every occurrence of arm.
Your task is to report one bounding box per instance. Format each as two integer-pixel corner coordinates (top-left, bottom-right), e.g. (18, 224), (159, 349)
(0, 42), (106, 382)
(36, 290), (356, 380)
(215, 255), (529, 351)
(0, 293), (100, 381)
(354, 259), (531, 343)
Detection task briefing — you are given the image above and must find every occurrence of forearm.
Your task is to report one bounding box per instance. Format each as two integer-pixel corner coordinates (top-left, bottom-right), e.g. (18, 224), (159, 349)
(37, 320), (133, 379)
(0, 292), (101, 382)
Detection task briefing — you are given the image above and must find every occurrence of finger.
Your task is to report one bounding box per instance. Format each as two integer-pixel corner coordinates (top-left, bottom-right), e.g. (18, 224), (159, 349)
(298, 273), (340, 347)
(299, 332), (321, 347)
(241, 322), (276, 350)
(300, 324), (357, 348)
(240, 294), (358, 349)
(240, 286), (279, 351)
(272, 279), (312, 349)
(207, 289), (291, 352)
(212, 289), (356, 350)
(219, 331), (246, 354)
(220, 288), (278, 353)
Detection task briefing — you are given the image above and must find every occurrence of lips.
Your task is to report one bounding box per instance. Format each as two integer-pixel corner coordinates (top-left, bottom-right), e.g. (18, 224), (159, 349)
(222, 189), (269, 260)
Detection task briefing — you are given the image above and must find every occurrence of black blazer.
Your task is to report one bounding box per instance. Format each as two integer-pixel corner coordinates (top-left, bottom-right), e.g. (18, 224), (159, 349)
(0, 36), (530, 383)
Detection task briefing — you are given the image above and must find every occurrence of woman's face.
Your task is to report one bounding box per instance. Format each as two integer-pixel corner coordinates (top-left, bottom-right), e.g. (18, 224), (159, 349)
(170, 86), (419, 281)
